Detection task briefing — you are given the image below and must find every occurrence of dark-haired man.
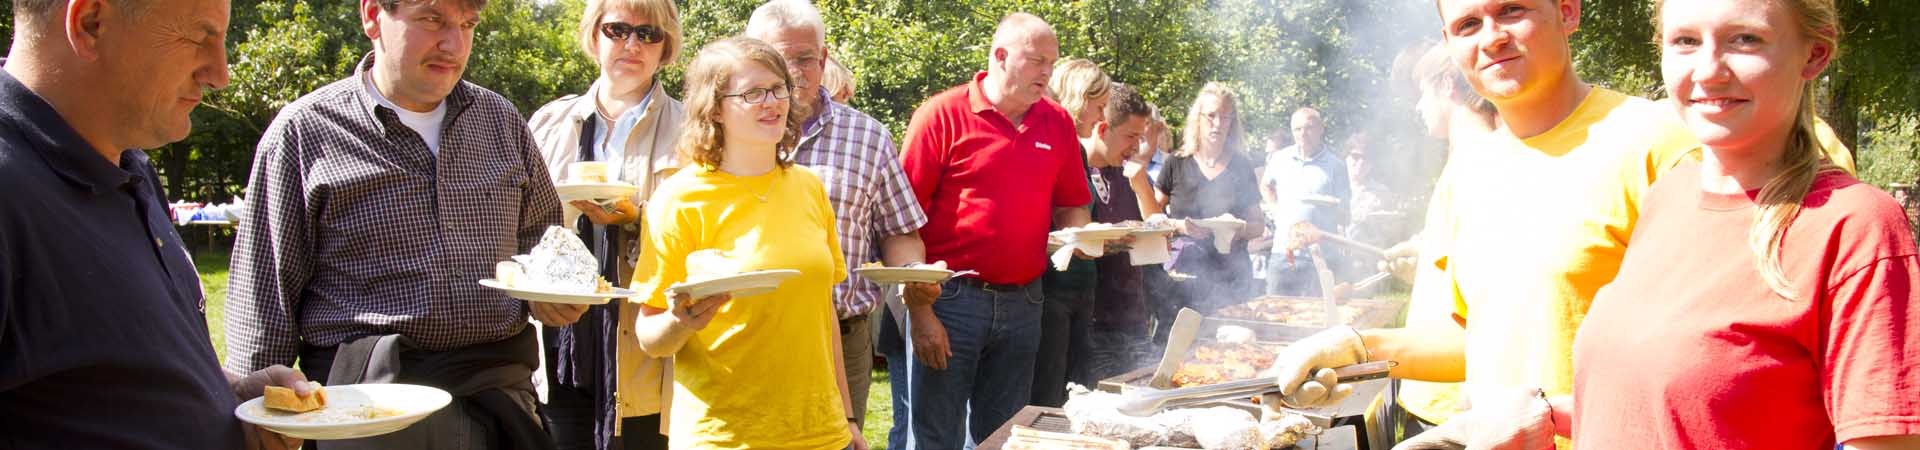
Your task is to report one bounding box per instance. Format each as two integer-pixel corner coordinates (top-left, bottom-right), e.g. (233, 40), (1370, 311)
(224, 1), (566, 448)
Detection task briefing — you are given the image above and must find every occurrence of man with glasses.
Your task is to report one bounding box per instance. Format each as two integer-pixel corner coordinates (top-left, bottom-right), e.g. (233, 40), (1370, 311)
(225, 0), (565, 448)
(892, 12), (1093, 448)
(743, 0), (935, 435)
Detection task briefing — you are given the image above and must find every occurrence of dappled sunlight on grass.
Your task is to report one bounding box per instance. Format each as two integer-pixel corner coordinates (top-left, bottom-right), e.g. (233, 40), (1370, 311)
(194, 249), (232, 362)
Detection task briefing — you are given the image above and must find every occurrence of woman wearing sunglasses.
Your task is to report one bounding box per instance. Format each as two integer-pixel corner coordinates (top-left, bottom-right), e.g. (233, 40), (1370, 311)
(527, 0), (686, 449)
(1393, 1), (1918, 449)
(630, 36), (864, 450)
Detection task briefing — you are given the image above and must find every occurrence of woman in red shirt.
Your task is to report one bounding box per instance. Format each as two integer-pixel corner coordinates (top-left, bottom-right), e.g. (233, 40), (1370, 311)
(1394, 0), (1919, 449)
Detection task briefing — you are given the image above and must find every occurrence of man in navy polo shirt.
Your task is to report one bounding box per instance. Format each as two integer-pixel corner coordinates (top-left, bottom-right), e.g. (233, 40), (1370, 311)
(1, 0), (309, 448)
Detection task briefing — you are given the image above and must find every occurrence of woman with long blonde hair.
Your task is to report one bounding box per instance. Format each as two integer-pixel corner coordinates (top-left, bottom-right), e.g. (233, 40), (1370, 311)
(1148, 82), (1266, 314)
(1394, 1), (1918, 448)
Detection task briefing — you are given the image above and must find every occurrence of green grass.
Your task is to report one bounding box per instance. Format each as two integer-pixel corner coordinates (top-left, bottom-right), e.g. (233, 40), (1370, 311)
(863, 369), (893, 449)
(195, 249), (232, 361)
(190, 249), (898, 447)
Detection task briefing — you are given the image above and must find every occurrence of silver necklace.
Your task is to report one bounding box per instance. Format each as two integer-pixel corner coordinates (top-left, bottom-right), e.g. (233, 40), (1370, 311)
(752, 170), (780, 203)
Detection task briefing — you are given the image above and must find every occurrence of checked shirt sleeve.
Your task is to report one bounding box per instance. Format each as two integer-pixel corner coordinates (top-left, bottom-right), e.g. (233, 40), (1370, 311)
(865, 127), (927, 239)
(223, 115), (314, 375)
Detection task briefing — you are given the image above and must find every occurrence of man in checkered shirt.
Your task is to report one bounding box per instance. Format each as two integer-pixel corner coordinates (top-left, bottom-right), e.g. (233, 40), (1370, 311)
(224, 1), (569, 447)
(744, 0), (939, 432)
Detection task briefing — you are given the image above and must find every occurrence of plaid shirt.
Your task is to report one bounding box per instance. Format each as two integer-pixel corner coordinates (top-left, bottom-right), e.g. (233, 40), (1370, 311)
(224, 54), (562, 373)
(791, 96), (926, 319)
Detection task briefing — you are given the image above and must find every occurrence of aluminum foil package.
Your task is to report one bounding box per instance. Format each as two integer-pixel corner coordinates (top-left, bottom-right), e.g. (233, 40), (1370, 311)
(1065, 386), (1169, 448)
(517, 226), (601, 293)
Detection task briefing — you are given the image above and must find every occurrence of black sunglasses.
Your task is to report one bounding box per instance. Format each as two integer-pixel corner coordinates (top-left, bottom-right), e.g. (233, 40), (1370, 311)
(599, 22), (665, 44)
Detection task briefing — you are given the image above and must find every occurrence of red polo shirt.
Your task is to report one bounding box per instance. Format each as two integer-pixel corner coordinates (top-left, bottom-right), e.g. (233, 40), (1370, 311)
(900, 71), (1091, 285)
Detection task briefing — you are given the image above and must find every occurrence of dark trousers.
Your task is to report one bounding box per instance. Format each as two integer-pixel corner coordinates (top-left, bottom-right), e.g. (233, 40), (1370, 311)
(1086, 327), (1154, 383)
(543, 328), (668, 450)
(1032, 284), (1094, 407)
(1142, 265), (1179, 346)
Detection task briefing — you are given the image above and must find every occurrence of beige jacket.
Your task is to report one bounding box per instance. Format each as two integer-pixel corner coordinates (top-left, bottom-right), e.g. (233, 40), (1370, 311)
(527, 80), (685, 422)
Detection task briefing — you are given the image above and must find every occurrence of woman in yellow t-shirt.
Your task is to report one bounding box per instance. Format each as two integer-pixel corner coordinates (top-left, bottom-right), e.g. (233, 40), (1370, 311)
(629, 36), (861, 450)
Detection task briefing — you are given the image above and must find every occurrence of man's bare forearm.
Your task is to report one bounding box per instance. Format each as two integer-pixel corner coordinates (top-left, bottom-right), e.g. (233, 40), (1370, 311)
(1360, 322), (1467, 382)
(880, 231), (927, 266)
(1054, 206), (1092, 229)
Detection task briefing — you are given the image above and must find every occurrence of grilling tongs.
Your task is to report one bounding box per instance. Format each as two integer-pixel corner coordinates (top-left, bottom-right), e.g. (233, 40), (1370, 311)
(1114, 360), (1395, 422)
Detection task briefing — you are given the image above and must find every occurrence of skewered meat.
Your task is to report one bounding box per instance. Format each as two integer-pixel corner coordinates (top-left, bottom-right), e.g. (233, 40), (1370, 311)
(1005, 426), (1132, 450)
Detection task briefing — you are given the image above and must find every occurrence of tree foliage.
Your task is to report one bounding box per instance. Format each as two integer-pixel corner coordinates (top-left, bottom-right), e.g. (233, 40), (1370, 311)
(3, 0), (1915, 203)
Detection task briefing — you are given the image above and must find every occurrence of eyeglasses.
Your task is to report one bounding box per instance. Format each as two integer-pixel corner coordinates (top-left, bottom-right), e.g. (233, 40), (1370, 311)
(722, 87), (792, 105)
(599, 22), (665, 44)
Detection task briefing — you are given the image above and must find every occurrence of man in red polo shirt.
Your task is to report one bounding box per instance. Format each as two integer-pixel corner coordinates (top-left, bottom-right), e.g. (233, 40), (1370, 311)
(880, 12), (1093, 449)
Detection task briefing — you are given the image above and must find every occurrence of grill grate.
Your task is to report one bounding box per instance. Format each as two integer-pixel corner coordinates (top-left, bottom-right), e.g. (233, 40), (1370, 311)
(1030, 412), (1074, 433)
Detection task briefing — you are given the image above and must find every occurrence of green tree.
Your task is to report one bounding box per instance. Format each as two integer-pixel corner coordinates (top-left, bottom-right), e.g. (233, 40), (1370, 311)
(176, 0), (590, 204)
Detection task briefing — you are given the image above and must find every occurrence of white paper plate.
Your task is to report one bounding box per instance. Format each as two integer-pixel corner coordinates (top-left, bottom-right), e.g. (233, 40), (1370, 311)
(668, 269), (803, 299)
(478, 279), (633, 305)
(235, 384), (451, 441)
(1129, 226), (1177, 236)
(1054, 226), (1134, 243)
(854, 267), (955, 284)
(1300, 194), (1342, 206)
(556, 183), (640, 203)
(1191, 217), (1247, 230)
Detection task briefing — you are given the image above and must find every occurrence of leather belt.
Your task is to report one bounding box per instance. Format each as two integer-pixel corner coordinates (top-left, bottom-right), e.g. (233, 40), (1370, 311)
(950, 276), (1027, 293)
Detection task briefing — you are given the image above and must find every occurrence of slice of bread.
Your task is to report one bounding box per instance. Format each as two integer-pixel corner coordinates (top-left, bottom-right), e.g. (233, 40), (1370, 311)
(263, 381), (327, 413)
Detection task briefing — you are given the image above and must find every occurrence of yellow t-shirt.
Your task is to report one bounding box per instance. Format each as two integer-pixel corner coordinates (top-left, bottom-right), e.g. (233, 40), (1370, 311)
(1396, 155), (1464, 425)
(633, 165), (850, 450)
(1436, 88), (1697, 408)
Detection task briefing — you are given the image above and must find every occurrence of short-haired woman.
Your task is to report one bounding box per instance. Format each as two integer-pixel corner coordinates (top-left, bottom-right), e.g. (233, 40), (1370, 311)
(526, 0), (686, 448)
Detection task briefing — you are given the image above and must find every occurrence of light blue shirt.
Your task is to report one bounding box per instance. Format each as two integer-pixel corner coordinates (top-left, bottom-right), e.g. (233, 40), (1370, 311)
(581, 88), (653, 260)
(589, 88), (654, 180)
(1261, 144), (1350, 263)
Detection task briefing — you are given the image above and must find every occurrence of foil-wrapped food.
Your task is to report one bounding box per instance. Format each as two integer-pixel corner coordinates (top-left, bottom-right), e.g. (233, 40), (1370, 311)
(501, 226), (610, 293)
(1064, 387), (1318, 449)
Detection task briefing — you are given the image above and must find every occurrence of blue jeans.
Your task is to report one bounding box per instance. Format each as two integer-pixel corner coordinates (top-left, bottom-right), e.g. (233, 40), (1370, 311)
(879, 279), (1044, 450)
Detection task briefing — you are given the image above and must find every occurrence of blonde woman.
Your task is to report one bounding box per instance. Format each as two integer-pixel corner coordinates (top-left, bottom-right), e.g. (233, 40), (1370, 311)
(1047, 58), (1112, 138)
(1149, 82), (1265, 314)
(1031, 58), (1114, 407)
(630, 37), (864, 450)
(1395, 0), (1918, 448)
(527, 0), (686, 448)
(822, 57), (855, 103)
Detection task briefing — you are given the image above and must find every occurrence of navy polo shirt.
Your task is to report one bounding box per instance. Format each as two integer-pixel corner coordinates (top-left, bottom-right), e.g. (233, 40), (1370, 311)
(0, 67), (243, 448)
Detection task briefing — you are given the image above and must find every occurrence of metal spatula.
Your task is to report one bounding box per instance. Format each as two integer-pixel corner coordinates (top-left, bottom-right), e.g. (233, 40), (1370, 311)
(1149, 308), (1203, 389)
